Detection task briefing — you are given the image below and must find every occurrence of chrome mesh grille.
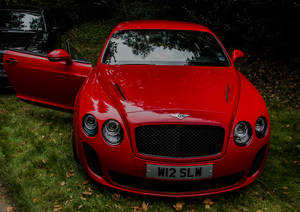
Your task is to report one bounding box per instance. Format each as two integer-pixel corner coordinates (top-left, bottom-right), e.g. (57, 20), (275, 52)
(135, 125), (225, 158)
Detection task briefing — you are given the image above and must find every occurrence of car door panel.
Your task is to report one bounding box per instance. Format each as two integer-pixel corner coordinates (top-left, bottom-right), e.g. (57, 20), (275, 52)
(4, 50), (92, 110)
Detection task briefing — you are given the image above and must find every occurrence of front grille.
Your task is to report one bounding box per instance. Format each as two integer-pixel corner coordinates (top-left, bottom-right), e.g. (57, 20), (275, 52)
(109, 171), (245, 192)
(135, 125), (225, 158)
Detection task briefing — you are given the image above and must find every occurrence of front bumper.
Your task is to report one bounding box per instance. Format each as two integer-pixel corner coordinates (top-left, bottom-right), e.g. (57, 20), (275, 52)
(76, 125), (270, 197)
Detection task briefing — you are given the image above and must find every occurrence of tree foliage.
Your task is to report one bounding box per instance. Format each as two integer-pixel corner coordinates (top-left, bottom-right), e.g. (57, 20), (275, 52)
(2, 0), (300, 63)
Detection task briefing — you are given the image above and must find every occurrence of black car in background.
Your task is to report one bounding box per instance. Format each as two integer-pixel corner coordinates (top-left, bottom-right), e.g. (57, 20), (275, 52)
(0, 8), (60, 88)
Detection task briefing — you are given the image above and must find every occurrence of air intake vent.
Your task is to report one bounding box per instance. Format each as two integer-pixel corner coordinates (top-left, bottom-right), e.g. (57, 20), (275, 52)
(83, 142), (102, 176)
(110, 171), (244, 192)
(248, 144), (267, 177)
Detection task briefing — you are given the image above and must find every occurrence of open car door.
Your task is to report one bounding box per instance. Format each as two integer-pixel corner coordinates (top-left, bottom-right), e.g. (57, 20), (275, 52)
(4, 49), (92, 111)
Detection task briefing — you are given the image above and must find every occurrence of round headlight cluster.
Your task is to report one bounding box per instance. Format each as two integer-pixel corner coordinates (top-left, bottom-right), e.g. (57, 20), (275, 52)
(233, 121), (252, 146)
(255, 116), (268, 138)
(102, 119), (124, 145)
(82, 114), (98, 137)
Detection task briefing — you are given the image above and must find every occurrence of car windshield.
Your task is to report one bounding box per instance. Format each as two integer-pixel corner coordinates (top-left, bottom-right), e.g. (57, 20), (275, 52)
(0, 10), (45, 31)
(103, 30), (230, 66)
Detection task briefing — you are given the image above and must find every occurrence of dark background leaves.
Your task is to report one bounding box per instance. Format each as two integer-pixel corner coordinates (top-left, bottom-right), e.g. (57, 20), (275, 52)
(2, 0), (300, 64)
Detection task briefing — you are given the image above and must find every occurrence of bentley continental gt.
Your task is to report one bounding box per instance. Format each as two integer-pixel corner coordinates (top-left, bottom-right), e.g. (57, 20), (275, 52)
(3, 20), (270, 197)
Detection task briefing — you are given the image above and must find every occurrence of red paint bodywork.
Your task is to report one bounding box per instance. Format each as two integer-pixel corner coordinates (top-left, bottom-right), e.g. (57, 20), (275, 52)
(231, 49), (245, 63)
(4, 50), (91, 110)
(4, 20), (270, 197)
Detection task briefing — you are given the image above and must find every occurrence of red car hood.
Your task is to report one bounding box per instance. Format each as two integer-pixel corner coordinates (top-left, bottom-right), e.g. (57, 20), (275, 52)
(101, 65), (240, 117)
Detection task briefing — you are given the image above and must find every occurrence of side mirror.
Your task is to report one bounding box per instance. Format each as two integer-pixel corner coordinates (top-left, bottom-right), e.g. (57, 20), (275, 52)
(231, 49), (245, 63)
(48, 49), (72, 65)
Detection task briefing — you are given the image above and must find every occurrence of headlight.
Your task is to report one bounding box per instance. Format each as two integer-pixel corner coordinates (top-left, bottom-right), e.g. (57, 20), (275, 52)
(82, 114), (98, 137)
(255, 116), (268, 138)
(102, 119), (124, 145)
(233, 121), (252, 146)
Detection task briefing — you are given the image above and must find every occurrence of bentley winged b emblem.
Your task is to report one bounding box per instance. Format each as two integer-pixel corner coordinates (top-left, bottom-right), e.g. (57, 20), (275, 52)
(170, 113), (190, 120)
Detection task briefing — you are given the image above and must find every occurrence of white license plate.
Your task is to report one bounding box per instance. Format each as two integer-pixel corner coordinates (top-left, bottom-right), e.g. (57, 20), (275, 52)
(146, 164), (213, 180)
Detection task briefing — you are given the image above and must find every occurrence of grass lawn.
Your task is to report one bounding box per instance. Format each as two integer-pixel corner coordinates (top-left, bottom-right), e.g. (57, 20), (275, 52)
(0, 21), (299, 211)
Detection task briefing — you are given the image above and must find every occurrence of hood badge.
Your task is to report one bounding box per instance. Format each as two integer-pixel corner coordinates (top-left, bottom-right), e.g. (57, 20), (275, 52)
(170, 113), (190, 120)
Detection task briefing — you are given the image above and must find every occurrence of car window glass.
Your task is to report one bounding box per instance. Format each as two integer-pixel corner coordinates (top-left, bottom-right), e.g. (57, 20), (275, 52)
(0, 11), (45, 31)
(103, 30), (229, 66)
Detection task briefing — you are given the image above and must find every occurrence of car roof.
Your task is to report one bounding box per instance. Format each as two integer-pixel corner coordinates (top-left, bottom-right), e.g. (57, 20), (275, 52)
(113, 20), (212, 33)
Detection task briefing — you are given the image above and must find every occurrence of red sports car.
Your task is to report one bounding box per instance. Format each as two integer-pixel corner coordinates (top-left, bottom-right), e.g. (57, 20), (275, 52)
(3, 20), (270, 197)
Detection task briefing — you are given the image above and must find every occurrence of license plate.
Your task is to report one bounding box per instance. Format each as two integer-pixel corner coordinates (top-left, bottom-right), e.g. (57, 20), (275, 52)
(146, 164), (213, 180)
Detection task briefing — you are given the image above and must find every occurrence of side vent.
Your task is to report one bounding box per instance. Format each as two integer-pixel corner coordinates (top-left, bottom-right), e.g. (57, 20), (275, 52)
(115, 83), (126, 100)
(226, 85), (230, 102)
